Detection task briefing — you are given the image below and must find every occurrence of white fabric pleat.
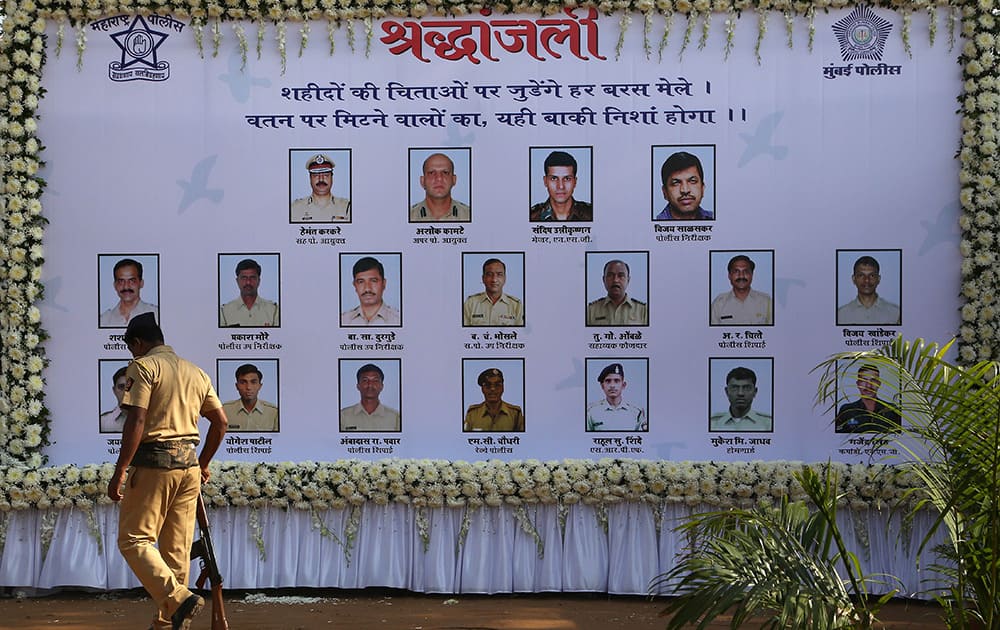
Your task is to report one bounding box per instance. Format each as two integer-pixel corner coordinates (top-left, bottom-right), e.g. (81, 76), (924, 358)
(0, 503), (945, 597)
(411, 506), (461, 593)
(37, 507), (105, 588)
(606, 502), (659, 594)
(459, 507), (516, 593)
(561, 503), (609, 592)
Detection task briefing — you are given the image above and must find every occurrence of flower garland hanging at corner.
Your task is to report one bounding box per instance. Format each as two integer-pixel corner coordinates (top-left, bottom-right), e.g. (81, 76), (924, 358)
(0, 4), (52, 470)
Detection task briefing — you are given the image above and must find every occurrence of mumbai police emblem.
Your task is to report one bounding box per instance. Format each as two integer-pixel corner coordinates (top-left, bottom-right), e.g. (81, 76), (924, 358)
(832, 5), (892, 62)
(97, 15), (184, 82)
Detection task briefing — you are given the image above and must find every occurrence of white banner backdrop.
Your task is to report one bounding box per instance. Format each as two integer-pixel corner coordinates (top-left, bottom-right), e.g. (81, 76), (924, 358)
(37, 8), (961, 465)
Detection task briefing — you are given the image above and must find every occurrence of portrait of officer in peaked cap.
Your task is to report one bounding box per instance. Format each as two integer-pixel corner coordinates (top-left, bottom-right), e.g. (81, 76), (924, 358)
(289, 149), (352, 223)
(463, 359), (525, 432)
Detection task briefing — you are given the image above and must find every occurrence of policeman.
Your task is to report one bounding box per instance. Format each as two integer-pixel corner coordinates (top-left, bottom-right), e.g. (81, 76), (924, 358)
(222, 363), (279, 432)
(463, 258), (524, 326)
(409, 152), (471, 221)
(106, 312), (228, 630)
(464, 368), (524, 432)
(709, 366), (772, 432)
(586, 259), (648, 326)
(586, 363), (647, 431)
(219, 258), (279, 327)
(290, 154), (351, 222)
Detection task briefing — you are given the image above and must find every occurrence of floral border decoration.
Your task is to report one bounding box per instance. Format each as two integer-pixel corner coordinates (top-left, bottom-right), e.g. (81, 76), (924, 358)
(0, 459), (920, 512)
(0, 0), (983, 470)
(0, 459), (923, 555)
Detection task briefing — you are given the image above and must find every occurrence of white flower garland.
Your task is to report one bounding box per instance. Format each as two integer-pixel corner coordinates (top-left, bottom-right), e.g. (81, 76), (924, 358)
(0, 459), (927, 515)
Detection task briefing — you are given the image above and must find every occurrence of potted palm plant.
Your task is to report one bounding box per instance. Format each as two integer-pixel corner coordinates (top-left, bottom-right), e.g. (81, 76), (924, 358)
(655, 338), (1000, 629)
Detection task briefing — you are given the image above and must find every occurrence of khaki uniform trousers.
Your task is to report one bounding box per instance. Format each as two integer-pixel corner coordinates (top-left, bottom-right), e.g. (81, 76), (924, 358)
(118, 465), (200, 629)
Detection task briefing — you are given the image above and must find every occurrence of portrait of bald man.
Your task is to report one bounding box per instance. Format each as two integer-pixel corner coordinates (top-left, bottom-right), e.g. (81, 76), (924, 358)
(409, 148), (472, 222)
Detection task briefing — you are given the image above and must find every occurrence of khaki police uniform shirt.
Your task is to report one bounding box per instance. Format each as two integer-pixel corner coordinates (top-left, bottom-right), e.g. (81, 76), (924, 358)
(710, 289), (773, 325)
(586, 295), (648, 326)
(223, 399), (279, 432)
(220, 297), (280, 327)
(291, 195), (351, 222)
(837, 296), (901, 326)
(340, 402), (401, 432)
(120, 344), (223, 443)
(100, 300), (158, 327)
(464, 400), (524, 432)
(409, 199), (471, 221)
(586, 399), (647, 431)
(709, 408), (772, 432)
(341, 302), (401, 326)
(463, 292), (524, 326)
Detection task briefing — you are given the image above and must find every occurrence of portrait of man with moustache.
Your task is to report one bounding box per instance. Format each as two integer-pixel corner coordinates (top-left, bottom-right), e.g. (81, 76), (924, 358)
(98, 255), (159, 328)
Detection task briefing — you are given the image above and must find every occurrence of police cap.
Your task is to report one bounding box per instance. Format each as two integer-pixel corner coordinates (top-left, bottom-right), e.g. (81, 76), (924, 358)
(477, 368), (504, 386)
(598, 363), (624, 382)
(306, 154), (335, 174)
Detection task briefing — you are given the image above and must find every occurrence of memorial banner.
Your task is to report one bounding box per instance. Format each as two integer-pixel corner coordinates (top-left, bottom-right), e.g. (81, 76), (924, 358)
(36, 7), (960, 465)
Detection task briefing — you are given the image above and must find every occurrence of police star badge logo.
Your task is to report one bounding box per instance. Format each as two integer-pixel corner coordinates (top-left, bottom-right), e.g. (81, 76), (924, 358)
(832, 5), (892, 62)
(97, 15), (186, 82)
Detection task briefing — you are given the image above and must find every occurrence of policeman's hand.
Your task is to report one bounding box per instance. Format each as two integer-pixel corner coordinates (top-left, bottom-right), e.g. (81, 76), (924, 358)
(107, 469), (127, 502)
(201, 465), (211, 484)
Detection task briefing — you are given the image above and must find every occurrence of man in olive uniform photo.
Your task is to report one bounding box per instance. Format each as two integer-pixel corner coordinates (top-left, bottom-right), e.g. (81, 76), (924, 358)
(222, 363), (279, 432)
(410, 152), (471, 222)
(290, 153), (351, 222)
(710, 366), (773, 432)
(463, 258), (524, 326)
(339, 363), (401, 432)
(586, 259), (648, 326)
(106, 312), (228, 630)
(529, 150), (593, 222)
(220, 258), (280, 327)
(586, 363), (647, 431)
(464, 368), (525, 432)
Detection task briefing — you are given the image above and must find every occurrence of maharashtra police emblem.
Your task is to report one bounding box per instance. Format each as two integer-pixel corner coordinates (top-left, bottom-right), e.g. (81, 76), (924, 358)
(832, 5), (892, 62)
(102, 15), (181, 82)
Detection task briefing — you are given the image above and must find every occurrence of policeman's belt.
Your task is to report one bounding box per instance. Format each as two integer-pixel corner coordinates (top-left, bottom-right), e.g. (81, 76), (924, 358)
(131, 439), (199, 469)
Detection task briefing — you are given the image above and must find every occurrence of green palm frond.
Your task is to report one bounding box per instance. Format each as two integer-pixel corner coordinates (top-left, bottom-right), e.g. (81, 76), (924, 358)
(654, 465), (895, 630)
(814, 337), (1000, 629)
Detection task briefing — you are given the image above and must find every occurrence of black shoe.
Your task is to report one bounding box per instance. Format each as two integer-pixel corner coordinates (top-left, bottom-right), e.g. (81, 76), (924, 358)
(171, 594), (204, 630)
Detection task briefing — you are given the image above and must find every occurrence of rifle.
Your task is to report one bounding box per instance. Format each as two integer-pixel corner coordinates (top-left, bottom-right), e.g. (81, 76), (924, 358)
(191, 493), (230, 630)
